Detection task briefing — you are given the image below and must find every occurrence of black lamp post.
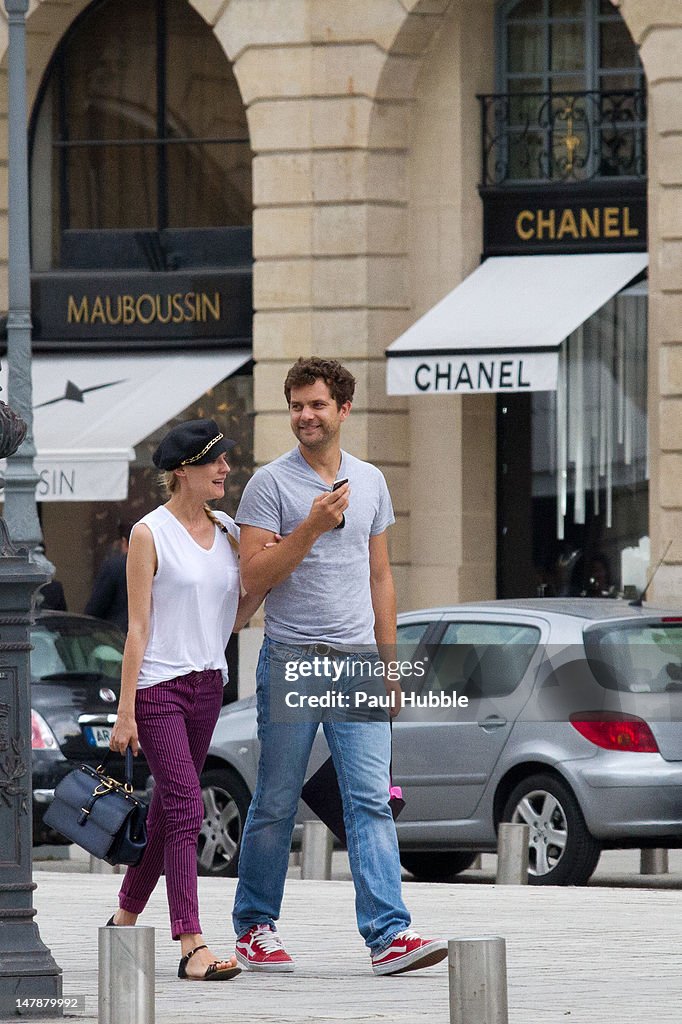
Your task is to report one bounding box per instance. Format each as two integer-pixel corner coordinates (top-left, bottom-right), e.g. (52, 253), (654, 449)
(0, 0), (62, 1014)
(0, 405), (61, 1015)
(2, 0), (49, 560)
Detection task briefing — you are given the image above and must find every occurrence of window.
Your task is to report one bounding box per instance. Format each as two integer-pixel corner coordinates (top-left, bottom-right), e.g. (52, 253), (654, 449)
(397, 621), (433, 645)
(492, 0), (645, 182)
(30, 0), (252, 269)
(428, 622), (541, 699)
(396, 621), (433, 695)
(584, 622), (682, 694)
(498, 283), (649, 599)
(493, 1), (649, 598)
(31, 620), (124, 681)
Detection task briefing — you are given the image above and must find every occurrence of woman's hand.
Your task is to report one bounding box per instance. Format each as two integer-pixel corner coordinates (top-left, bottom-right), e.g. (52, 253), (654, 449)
(110, 711), (139, 756)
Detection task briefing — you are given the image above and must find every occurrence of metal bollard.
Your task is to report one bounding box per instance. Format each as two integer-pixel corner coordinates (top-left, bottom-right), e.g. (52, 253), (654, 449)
(640, 848), (669, 875)
(448, 937), (508, 1024)
(300, 820), (333, 880)
(496, 823), (529, 885)
(99, 925), (154, 1024)
(90, 855), (121, 874)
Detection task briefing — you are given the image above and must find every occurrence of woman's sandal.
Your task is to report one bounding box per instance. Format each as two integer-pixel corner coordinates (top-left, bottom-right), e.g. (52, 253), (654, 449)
(177, 945), (241, 982)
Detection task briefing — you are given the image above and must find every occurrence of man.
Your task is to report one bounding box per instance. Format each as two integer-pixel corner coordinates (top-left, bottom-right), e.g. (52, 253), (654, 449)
(37, 578), (67, 611)
(84, 522), (131, 631)
(232, 357), (446, 977)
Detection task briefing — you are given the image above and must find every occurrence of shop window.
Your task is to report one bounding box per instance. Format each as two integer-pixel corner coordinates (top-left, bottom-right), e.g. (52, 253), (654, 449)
(30, 0), (252, 270)
(488, 0), (645, 182)
(497, 284), (648, 599)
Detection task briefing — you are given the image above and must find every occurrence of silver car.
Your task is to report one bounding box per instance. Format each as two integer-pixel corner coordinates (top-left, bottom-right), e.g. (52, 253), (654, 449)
(198, 599), (682, 886)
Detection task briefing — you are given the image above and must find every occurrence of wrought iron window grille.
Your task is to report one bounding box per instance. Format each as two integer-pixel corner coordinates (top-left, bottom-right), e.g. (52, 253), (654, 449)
(478, 89), (647, 187)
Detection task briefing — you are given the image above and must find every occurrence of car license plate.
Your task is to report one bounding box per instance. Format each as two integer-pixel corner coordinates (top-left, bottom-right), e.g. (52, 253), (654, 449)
(84, 725), (113, 748)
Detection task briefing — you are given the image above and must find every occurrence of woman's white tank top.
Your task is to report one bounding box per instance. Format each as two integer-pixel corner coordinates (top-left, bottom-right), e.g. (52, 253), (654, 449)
(134, 505), (240, 689)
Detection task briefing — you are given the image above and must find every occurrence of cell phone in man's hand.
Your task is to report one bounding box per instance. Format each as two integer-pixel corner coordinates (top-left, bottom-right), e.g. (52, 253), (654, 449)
(331, 478), (348, 529)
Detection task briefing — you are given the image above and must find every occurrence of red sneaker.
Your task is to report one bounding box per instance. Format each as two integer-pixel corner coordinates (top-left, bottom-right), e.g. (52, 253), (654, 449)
(235, 925), (294, 973)
(371, 929), (447, 976)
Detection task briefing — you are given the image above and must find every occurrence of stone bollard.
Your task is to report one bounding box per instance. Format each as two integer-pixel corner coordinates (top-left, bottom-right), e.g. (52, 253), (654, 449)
(300, 820), (333, 880)
(448, 937), (509, 1024)
(640, 848), (669, 875)
(496, 823), (529, 885)
(471, 854), (482, 870)
(90, 855), (121, 875)
(99, 926), (154, 1024)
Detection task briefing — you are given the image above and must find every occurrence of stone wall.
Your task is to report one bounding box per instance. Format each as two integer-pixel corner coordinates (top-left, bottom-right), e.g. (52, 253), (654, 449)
(219, 0), (457, 603)
(0, 0), (679, 608)
(619, 0), (682, 601)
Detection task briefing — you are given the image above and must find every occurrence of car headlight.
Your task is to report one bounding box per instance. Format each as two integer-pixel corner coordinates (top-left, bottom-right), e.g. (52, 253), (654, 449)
(31, 709), (59, 750)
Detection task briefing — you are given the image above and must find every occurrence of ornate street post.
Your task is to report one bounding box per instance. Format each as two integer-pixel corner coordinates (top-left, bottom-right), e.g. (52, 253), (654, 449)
(0, 0), (62, 1015)
(0, 412), (61, 1015)
(3, 0), (47, 558)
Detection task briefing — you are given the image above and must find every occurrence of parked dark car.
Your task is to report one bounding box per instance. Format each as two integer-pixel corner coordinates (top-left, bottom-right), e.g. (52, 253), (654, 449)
(30, 611), (150, 845)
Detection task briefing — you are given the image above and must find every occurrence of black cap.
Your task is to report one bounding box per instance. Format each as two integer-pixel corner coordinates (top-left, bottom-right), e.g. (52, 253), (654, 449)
(152, 419), (236, 470)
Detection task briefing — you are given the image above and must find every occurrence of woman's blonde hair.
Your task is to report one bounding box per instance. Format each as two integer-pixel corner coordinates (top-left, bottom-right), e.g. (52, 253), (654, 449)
(159, 470), (179, 498)
(158, 471), (239, 554)
(204, 506), (239, 554)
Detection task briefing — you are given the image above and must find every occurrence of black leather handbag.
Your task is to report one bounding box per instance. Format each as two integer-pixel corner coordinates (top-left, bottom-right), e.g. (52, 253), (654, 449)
(43, 748), (148, 866)
(301, 753), (405, 848)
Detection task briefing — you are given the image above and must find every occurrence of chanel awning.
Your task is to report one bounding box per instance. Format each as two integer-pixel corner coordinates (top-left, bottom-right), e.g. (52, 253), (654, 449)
(386, 252), (649, 396)
(0, 349), (250, 501)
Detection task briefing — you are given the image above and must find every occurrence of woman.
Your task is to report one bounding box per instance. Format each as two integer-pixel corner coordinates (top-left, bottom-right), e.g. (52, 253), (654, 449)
(108, 418), (263, 981)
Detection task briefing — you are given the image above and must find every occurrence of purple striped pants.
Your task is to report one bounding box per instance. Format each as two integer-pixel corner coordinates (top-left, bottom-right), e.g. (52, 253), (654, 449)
(118, 669), (223, 939)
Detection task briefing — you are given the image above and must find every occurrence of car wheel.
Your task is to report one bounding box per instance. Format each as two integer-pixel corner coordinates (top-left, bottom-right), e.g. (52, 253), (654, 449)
(399, 851), (479, 882)
(198, 768), (251, 878)
(501, 773), (600, 886)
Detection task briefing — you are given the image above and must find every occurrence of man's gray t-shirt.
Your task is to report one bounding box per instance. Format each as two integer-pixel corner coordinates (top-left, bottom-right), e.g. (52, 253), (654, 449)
(236, 448), (395, 646)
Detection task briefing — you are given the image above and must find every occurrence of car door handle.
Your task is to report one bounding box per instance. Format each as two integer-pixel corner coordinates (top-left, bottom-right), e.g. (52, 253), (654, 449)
(478, 715), (507, 731)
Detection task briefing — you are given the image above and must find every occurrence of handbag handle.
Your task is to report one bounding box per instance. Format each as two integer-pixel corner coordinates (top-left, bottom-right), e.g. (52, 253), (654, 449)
(389, 718), (395, 786)
(99, 747), (135, 789)
(124, 746), (134, 787)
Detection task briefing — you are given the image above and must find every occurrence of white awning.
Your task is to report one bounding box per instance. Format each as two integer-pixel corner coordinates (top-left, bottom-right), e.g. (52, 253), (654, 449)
(0, 349), (250, 501)
(386, 252), (649, 396)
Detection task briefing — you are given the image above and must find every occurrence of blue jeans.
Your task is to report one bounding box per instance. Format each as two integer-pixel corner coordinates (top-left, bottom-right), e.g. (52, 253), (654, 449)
(232, 636), (411, 954)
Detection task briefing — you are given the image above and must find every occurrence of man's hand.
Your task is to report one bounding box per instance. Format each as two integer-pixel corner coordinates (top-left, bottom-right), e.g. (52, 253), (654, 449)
(240, 484), (349, 594)
(384, 677), (402, 719)
(306, 483), (349, 535)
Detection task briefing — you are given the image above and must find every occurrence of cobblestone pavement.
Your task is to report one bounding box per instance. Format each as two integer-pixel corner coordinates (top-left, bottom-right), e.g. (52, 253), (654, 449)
(14, 849), (682, 1024)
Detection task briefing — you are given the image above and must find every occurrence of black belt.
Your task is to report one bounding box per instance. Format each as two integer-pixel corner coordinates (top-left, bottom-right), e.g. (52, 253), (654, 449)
(308, 642), (351, 659)
(270, 639), (376, 660)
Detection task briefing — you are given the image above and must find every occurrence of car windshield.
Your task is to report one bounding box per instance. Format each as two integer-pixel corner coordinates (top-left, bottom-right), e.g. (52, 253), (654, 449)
(31, 619), (124, 681)
(584, 620), (682, 693)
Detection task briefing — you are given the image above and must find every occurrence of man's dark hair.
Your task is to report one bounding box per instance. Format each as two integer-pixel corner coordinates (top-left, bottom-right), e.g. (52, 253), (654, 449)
(284, 358), (356, 409)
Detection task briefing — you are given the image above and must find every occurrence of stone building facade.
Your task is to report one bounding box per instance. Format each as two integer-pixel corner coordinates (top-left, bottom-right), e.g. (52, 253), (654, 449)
(0, 0), (680, 614)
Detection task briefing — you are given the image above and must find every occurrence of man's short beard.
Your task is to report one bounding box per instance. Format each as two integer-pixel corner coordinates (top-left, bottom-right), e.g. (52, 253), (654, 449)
(297, 432), (329, 450)
(294, 424), (336, 450)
